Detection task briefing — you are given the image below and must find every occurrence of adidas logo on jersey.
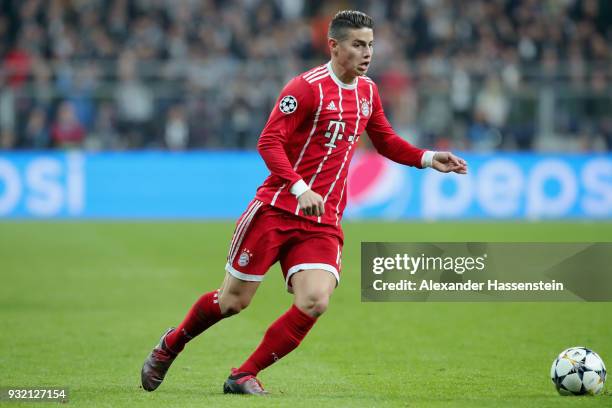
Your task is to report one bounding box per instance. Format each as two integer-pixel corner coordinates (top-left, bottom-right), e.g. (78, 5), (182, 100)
(326, 101), (337, 111)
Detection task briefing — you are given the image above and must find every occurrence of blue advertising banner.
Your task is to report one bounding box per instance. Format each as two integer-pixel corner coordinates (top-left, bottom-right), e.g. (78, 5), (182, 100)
(345, 152), (612, 220)
(0, 151), (610, 220)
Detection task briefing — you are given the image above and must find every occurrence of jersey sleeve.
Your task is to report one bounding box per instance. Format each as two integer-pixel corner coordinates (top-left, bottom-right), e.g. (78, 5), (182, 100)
(257, 77), (316, 189)
(365, 83), (425, 168)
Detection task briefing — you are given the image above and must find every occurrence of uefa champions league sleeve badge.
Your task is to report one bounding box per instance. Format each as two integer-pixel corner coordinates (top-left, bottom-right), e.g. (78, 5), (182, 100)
(279, 96), (298, 114)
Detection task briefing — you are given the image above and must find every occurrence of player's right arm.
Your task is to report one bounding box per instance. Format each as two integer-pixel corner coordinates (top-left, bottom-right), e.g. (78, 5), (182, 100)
(257, 77), (325, 216)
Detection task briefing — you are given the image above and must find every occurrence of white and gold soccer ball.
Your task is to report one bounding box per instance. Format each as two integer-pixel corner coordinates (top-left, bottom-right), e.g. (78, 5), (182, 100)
(550, 347), (606, 395)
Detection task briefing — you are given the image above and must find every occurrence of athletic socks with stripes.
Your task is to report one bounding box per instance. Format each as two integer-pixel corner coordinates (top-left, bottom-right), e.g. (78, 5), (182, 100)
(164, 290), (223, 353)
(237, 304), (317, 375)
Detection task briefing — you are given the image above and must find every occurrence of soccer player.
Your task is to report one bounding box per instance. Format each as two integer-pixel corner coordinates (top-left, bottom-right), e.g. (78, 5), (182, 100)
(141, 10), (467, 395)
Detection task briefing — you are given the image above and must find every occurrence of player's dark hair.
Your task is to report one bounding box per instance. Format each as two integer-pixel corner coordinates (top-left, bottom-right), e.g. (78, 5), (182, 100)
(328, 10), (373, 41)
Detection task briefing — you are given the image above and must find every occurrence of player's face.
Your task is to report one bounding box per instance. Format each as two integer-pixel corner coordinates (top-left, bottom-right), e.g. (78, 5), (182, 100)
(332, 28), (374, 77)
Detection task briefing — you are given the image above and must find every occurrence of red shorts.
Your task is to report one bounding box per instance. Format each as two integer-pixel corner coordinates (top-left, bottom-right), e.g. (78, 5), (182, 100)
(225, 199), (344, 290)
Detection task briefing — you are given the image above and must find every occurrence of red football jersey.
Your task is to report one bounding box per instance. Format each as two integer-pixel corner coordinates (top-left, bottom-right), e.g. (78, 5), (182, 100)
(254, 62), (426, 227)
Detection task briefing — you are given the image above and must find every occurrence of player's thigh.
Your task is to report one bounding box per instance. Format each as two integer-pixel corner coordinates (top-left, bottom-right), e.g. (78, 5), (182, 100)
(218, 272), (260, 304)
(219, 272), (260, 297)
(291, 269), (336, 302)
(291, 269), (336, 317)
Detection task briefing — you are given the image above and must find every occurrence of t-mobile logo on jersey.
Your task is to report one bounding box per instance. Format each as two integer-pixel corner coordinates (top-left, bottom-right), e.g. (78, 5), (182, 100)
(324, 120), (353, 148)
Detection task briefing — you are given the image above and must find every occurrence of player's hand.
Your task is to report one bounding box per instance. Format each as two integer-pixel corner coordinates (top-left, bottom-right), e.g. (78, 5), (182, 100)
(431, 152), (468, 174)
(297, 189), (325, 217)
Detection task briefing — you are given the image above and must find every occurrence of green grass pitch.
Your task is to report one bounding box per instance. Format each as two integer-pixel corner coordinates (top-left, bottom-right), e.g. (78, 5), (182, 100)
(1, 221), (611, 407)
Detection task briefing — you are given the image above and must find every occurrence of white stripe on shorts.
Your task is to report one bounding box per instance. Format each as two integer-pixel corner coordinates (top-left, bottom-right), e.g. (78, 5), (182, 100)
(227, 200), (258, 259)
(225, 262), (265, 282)
(228, 200), (263, 263)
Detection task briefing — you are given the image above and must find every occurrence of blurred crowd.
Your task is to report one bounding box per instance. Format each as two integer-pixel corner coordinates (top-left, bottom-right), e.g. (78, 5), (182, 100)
(0, 0), (610, 151)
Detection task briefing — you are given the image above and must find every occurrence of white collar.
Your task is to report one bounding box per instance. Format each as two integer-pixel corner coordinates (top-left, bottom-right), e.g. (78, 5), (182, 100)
(326, 61), (358, 90)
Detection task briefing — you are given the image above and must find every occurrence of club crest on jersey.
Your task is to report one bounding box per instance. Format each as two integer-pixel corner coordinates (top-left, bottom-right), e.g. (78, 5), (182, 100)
(359, 98), (370, 117)
(238, 249), (252, 267)
(279, 95), (298, 114)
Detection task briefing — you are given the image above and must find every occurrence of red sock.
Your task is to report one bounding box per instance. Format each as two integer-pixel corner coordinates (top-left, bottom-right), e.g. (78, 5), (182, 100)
(165, 290), (223, 353)
(237, 304), (316, 376)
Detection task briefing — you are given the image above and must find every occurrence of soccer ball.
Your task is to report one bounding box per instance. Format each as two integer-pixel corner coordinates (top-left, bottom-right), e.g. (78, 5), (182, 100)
(550, 346), (606, 395)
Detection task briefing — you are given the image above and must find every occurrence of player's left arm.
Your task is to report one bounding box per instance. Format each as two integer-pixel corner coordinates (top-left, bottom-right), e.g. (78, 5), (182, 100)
(365, 84), (467, 174)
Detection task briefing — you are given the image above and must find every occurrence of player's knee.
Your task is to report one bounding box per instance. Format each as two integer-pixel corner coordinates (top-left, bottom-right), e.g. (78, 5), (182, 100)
(310, 298), (329, 317)
(219, 294), (251, 316)
(298, 292), (330, 318)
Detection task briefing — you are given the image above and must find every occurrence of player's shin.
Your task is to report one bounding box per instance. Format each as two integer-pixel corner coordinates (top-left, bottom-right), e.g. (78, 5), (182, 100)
(164, 289), (223, 353)
(237, 304), (316, 375)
